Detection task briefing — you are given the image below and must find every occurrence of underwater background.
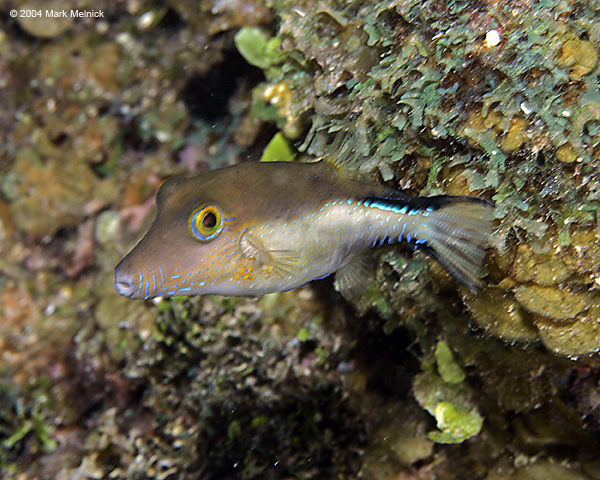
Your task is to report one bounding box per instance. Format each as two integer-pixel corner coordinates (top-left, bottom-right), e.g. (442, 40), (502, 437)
(1, 0), (600, 478)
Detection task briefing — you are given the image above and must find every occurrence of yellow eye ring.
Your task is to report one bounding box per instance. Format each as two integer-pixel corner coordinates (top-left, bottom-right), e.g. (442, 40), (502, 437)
(189, 205), (224, 241)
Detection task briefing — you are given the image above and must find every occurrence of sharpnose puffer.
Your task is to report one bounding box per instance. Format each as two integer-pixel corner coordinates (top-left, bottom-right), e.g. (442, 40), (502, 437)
(114, 160), (493, 300)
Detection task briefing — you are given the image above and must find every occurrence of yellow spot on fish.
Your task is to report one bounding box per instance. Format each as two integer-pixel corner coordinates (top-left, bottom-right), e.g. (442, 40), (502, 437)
(261, 265), (274, 276)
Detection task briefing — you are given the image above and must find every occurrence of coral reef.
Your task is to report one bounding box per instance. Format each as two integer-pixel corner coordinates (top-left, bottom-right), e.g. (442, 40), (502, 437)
(1, 0), (600, 479)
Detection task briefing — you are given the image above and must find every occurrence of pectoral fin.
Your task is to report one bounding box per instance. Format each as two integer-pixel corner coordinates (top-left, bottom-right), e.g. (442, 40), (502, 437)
(239, 232), (300, 276)
(334, 253), (375, 300)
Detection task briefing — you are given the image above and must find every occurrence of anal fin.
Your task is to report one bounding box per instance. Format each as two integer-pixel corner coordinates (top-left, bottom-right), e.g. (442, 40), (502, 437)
(334, 252), (375, 300)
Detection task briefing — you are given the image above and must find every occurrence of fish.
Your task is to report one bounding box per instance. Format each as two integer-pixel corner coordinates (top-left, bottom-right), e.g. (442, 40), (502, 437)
(114, 159), (493, 300)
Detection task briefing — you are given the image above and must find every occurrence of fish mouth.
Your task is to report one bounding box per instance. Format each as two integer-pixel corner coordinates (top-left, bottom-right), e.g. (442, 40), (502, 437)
(114, 261), (139, 298)
(115, 278), (136, 298)
(115, 278), (136, 297)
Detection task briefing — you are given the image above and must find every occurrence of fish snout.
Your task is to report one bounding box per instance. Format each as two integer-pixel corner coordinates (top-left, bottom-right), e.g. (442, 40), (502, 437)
(114, 261), (138, 298)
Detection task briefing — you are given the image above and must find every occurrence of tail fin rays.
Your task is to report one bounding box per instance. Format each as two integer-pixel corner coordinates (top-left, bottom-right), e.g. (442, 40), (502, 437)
(417, 197), (493, 292)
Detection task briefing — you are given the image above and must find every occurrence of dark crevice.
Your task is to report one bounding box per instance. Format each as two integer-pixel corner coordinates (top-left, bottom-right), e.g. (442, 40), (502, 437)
(180, 48), (264, 123)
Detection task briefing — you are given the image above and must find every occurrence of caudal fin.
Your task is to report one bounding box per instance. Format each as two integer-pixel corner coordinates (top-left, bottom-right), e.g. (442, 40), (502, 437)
(417, 196), (494, 292)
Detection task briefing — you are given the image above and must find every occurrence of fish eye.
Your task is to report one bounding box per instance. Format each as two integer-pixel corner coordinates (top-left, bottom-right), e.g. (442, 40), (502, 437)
(189, 205), (224, 241)
(203, 212), (217, 228)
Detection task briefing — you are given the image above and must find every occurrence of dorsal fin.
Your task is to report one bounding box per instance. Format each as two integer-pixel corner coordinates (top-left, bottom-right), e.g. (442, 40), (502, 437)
(319, 127), (372, 181)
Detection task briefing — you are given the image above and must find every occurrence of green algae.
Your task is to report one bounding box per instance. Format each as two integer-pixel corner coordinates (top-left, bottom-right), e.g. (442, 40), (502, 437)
(435, 340), (466, 384)
(259, 131), (295, 162)
(234, 27), (282, 70)
(413, 370), (483, 444)
(2, 402), (57, 453)
(428, 401), (483, 444)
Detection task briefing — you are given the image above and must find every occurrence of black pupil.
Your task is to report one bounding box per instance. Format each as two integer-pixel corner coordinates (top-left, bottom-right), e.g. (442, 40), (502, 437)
(202, 212), (217, 229)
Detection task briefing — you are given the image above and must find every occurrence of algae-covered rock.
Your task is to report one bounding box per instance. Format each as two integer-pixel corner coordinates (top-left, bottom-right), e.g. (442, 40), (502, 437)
(557, 38), (598, 81)
(499, 117), (527, 152)
(363, 401), (434, 474)
(514, 284), (593, 322)
(534, 305), (600, 357)
(93, 295), (156, 364)
(117, 293), (363, 479)
(512, 243), (574, 286)
(486, 457), (594, 480)
(1, 149), (105, 236)
(464, 286), (539, 343)
(570, 228), (600, 275)
(556, 143), (578, 163)
(474, 347), (560, 412)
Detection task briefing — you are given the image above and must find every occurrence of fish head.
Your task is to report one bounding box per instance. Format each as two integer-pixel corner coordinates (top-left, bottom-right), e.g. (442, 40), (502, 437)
(114, 172), (242, 299)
